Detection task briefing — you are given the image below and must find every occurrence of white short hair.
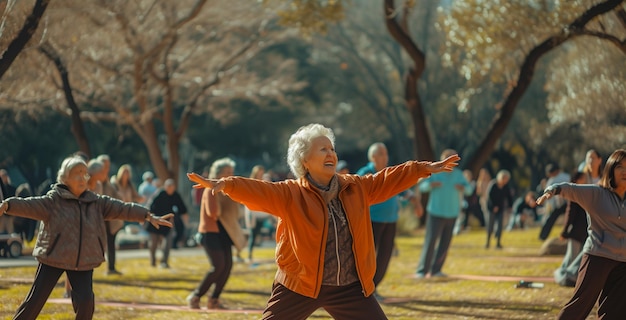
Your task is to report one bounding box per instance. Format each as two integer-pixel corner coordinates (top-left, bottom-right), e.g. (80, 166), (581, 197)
(57, 156), (87, 184)
(367, 142), (386, 161)
(209, 157), (236, 179)
(87, 159), (105, 175)
(287, 123), (335, 178)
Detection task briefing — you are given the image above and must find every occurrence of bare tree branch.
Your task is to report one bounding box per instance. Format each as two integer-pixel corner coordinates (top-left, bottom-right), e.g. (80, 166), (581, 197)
(0, 0), (50, 79)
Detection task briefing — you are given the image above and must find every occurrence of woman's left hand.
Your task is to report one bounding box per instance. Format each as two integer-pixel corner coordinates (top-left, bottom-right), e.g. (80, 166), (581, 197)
(149, 213), (174, 229)
(425, 154), (460, 173)
(187, 172), (225, 193)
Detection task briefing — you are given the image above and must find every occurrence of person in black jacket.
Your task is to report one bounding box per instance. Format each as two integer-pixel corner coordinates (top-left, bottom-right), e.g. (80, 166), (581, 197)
(485, 170), (514, 249)
(554, 171), (589, 287)
(147, 179), (188, 268)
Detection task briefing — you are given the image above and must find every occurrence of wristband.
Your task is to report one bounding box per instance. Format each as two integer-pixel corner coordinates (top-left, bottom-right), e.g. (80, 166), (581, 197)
(545, 185), (561, 196)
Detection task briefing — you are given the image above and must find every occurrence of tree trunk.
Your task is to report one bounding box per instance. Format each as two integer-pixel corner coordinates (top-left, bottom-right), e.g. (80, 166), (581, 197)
(39, 41), (91, 158)
(0, 0), (50, 79)
(384, 0), (434, 161)
(465, 0), (625, 177)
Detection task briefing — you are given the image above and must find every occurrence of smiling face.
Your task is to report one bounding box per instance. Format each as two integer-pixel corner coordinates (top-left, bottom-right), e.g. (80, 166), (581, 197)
(303, 136), (337, 186)
(66, 164), (89, 197)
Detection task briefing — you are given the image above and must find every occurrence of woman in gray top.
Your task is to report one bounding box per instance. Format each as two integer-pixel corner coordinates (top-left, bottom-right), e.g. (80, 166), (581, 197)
(537, 149), (626, 320)
(0, 156), (173, 320)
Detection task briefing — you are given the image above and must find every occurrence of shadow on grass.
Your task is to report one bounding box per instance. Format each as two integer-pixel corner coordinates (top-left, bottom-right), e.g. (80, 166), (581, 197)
(94, 277), (271, 297)
(381, 297), (553, 319)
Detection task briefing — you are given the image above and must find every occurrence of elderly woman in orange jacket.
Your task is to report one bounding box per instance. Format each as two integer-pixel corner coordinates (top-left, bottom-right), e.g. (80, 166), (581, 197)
(188, 123), (460, 320)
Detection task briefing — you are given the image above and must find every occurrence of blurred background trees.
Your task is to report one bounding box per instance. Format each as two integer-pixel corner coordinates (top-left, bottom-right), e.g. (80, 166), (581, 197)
(0, 0), (624, 196)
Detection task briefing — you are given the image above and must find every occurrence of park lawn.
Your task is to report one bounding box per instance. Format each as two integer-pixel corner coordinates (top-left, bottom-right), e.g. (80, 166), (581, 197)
(0, 226), (591, 320)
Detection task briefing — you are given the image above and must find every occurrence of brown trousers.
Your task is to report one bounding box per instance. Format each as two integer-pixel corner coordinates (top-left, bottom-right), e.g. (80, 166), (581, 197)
(262, 281), (387, 320)
(558, 254), (626, 320)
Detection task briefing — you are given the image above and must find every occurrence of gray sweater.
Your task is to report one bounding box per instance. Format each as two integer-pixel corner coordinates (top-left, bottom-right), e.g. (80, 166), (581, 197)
(5, 184), (149, 270)
(556, 183), (626, 262)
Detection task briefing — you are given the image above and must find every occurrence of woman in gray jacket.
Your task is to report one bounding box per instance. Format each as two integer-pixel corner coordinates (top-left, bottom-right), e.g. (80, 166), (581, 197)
(0, 156), (172, 320)
(537, 149), (626, 320)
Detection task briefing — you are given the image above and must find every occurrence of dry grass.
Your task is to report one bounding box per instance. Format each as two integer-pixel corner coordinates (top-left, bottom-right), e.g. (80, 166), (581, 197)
(0, 225), (593, 320)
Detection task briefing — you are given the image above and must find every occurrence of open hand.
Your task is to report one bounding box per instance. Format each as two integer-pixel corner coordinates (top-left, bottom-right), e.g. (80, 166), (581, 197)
(187, 172), (225, 194)
(149, 213), (174, 229)
(536, 193), (552, 206)
(425, 154), (460, 174)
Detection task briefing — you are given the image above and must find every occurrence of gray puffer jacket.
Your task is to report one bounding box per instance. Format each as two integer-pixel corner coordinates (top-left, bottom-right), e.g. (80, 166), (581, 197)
(5, 184), (149, 270)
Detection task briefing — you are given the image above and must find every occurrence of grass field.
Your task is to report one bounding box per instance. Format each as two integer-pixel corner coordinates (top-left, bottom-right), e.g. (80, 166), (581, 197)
(0, 225), (593, 319)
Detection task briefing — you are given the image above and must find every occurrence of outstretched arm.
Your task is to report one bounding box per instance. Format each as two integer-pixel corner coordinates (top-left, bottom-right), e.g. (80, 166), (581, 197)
(187, 173), (225, 194)
(536, 185), (560, 206)
(423, 154), (461, 174)
(146, 213), (174, 229)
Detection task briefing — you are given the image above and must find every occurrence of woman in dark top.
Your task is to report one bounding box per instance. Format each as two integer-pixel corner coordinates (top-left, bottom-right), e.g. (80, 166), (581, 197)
(553, 171), (589, 287)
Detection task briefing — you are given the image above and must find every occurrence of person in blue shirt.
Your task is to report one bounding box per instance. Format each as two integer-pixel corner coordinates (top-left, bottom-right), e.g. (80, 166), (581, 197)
(416, 149), (472, 278)
(356, 142), (406, 300)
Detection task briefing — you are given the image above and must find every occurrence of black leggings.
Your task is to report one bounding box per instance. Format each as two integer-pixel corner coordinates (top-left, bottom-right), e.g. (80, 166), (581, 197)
(13, 263), (94, 320)
(193, 228), (233, 299)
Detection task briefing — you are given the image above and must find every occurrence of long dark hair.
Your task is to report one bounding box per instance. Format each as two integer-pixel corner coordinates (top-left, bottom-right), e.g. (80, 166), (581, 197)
(599, 149), (626, 190)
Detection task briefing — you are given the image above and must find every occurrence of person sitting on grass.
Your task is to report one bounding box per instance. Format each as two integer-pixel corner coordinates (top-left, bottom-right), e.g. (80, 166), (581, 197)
(0, 155), (172, 320)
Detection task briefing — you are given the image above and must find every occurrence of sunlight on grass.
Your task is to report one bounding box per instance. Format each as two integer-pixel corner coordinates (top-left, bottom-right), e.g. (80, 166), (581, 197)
(1, 226), (590, 319)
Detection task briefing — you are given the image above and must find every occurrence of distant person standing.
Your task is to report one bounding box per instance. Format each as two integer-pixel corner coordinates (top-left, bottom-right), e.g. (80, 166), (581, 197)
(580, 149), (603, 184)
(485, 170), (514, 249)
(356, 142), (402, 297)
(138, 171), (158, 205)
(186, 157), (246, 310)
(539, 163), (571, 240)
(147, 179), (188, 267)
(416, 149), (472, 277)
(244, 165), (274, 263)
(460, 169), (486, 232)
(553, 172), (589, 287)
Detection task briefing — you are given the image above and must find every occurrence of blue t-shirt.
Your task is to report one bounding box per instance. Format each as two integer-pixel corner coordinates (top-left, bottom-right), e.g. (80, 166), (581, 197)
(356, 162), (400, 223)
(418, 168), (472, 219)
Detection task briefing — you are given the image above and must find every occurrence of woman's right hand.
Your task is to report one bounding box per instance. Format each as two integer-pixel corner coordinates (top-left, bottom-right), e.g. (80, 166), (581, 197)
(536, 185), (559, 206)
(187, 172), (225, 194)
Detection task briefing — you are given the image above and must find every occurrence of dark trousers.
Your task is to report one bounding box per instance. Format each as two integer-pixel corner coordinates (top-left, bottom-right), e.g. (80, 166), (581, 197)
(193, 231), (233, 299)
(172, 217), (185, 249)
(371, 221), (396, 287)
(149, 232), (172, 266)
(486, 210), (504, 247)
(558, 254), (626, 320)
(462, 205), (485, 228)
(417, 215), (456, 275)
(262, 281), (387, 320)
(539, 203), (567, 240)
(247, 217), (269, 260)
(105, 222), (118, 271)
(14, 263), (94, 320)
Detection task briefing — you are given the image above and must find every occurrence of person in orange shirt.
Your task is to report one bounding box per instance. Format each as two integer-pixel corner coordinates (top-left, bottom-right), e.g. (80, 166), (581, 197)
(186, 158), (246, 310)
(188, 123), (460, 319)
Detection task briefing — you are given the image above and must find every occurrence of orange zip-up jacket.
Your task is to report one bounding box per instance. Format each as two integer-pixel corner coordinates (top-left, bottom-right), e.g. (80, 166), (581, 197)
(220, 160), (431, 298)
